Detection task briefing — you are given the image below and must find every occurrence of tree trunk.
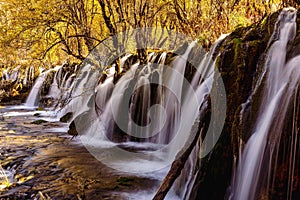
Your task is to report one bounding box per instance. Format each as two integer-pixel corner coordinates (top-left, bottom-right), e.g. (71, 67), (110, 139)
(152, 106), (209, 200)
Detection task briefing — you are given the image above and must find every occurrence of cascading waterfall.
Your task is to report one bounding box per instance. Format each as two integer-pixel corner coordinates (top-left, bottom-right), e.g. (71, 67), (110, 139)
(9, 66), (20, 82)
(25, 70), (50, 107)
(231, 8), (299, 200)
(55, 63), (99, 120)
(158, 41), (197, 144)
(48, 65), (63, 99)
(69, 36), (226, 183)
(175, 34), (228, 200)
(1, 67), (20, 82)
(94, 42), (198, 144)
(25, 65), (62, 107)
(1, 69), (9, 81)
(22, 67), (29, 87)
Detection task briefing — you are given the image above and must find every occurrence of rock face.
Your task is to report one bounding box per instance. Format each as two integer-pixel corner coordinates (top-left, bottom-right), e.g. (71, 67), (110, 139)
(190, 10), (300, 200)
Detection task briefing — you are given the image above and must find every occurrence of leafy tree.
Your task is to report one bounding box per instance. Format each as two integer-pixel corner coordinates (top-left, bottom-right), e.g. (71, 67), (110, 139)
(0, 0), (298, 70)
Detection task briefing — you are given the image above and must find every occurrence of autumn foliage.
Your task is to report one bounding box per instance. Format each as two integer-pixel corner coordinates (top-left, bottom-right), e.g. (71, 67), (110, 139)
(0, 0), (299, 69)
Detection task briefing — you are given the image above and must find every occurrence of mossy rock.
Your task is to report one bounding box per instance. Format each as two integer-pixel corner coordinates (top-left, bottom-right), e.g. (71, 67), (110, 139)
(117, 177), (134, 186)
(60, 112), (73, 123)
(191, 10), (285, 199)
(31, 119), (48, 125)
(67, 121), (78, 138)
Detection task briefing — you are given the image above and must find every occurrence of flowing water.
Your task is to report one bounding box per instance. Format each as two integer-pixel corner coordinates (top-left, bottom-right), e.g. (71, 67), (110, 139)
(0, 105), (161, 199)
(25, 70), (50, 107)
(231, 8), (300, 200)
(2, 37), (221, 198)
(25, 66), (62, 108)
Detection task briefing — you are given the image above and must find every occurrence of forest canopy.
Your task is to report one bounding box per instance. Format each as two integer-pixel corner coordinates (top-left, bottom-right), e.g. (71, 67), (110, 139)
(0, 0), (299, 69)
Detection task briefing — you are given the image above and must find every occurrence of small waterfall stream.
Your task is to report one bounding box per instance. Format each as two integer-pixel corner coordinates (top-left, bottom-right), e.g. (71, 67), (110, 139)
(25, 66), (62, 107)
(231, 8), (299, 200)
(25, 70), (50, 107)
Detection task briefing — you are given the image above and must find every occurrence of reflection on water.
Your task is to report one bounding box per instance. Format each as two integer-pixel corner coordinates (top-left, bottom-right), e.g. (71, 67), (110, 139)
(0, 105), (171, 199)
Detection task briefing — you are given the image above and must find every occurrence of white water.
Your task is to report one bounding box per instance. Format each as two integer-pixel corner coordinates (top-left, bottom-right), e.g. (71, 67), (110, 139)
(63, 38), (223, 200)
(95, 77), (114, 116)
(56, 63), (99, 120)
(25, 65), (64, 107)
(25, 70), (50, 107)
(158, 41), (197, 144)
(1, 66), (20, 82)
(174, 34), (228, 199)
(231, 8), (299, 200)
(48, 65), (63, 98)
(66, 44), (195, 177)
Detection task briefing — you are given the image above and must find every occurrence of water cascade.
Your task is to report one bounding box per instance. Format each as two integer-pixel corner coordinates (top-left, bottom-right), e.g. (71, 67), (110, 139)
(25, 70), (51, 107)
(87, 42), (199, 144)
(1, 67), (20, 82)
(231, 8), (300, 200)
(25, 66), (62, 107)
(174, 34), (228, 199)
(48, 65), (63, 99)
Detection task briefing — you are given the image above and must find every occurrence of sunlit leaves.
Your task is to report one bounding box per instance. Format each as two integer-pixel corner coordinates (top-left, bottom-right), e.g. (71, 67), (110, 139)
(0, 0), (297, 69)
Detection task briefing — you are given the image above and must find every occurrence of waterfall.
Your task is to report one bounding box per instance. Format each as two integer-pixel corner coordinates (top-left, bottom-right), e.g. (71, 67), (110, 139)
(4, 6), (300, 200)
(231, 8), (299, 200)
(56, 63), (100, 120)
(25, 69), (50, 107)
(25, 65), (63, 107)
(157, 41), (196, 144)
(23, 66), (29, 86)
(1, 67), (20, 82)
(1, 69), (9, 80)
(96, 42), (198, 144)
(174, 34), (228, 199)
(48, 65), (63, 99)
(95, 77), (114, 116)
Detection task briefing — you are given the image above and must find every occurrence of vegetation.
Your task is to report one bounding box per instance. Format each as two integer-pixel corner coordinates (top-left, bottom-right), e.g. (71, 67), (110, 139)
(0, 0), (299, 69)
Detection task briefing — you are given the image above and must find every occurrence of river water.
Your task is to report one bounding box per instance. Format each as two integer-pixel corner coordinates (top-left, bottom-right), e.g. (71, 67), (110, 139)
(0, 105), (171, 199)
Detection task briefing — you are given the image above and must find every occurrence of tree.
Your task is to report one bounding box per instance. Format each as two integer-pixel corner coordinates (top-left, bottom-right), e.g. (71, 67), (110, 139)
(0, 0), (296, 70)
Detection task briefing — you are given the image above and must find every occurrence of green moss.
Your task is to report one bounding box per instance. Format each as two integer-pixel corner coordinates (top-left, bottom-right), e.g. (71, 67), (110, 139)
(232, 38), (242, 44)
(60, 112), (73, 123)
(233, 38), (242, 64)
(117, 177), (134, 186)
(31, 119), (48, 124)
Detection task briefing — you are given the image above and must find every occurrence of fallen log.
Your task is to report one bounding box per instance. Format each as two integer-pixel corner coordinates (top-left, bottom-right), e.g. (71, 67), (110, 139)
(153, 105), (209, 200)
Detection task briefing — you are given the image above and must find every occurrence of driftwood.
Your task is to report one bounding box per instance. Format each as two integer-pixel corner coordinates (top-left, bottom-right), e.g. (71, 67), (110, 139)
(153, 107), (209, 200)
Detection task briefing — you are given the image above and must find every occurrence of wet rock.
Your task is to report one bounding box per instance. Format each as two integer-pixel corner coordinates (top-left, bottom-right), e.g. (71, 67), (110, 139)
(59, 112), (73, 123)
(190, 11), (283, 200)
(40, 97), (56, 107)
(31, 119), (48, 125)
(67, 121), (78, 139)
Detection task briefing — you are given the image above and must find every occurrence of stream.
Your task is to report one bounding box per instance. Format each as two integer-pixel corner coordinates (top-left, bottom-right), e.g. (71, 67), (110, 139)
(0, 105), (176, 199)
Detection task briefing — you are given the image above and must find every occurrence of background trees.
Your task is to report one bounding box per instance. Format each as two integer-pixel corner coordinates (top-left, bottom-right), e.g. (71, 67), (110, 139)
(0, 0), (298, 69)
